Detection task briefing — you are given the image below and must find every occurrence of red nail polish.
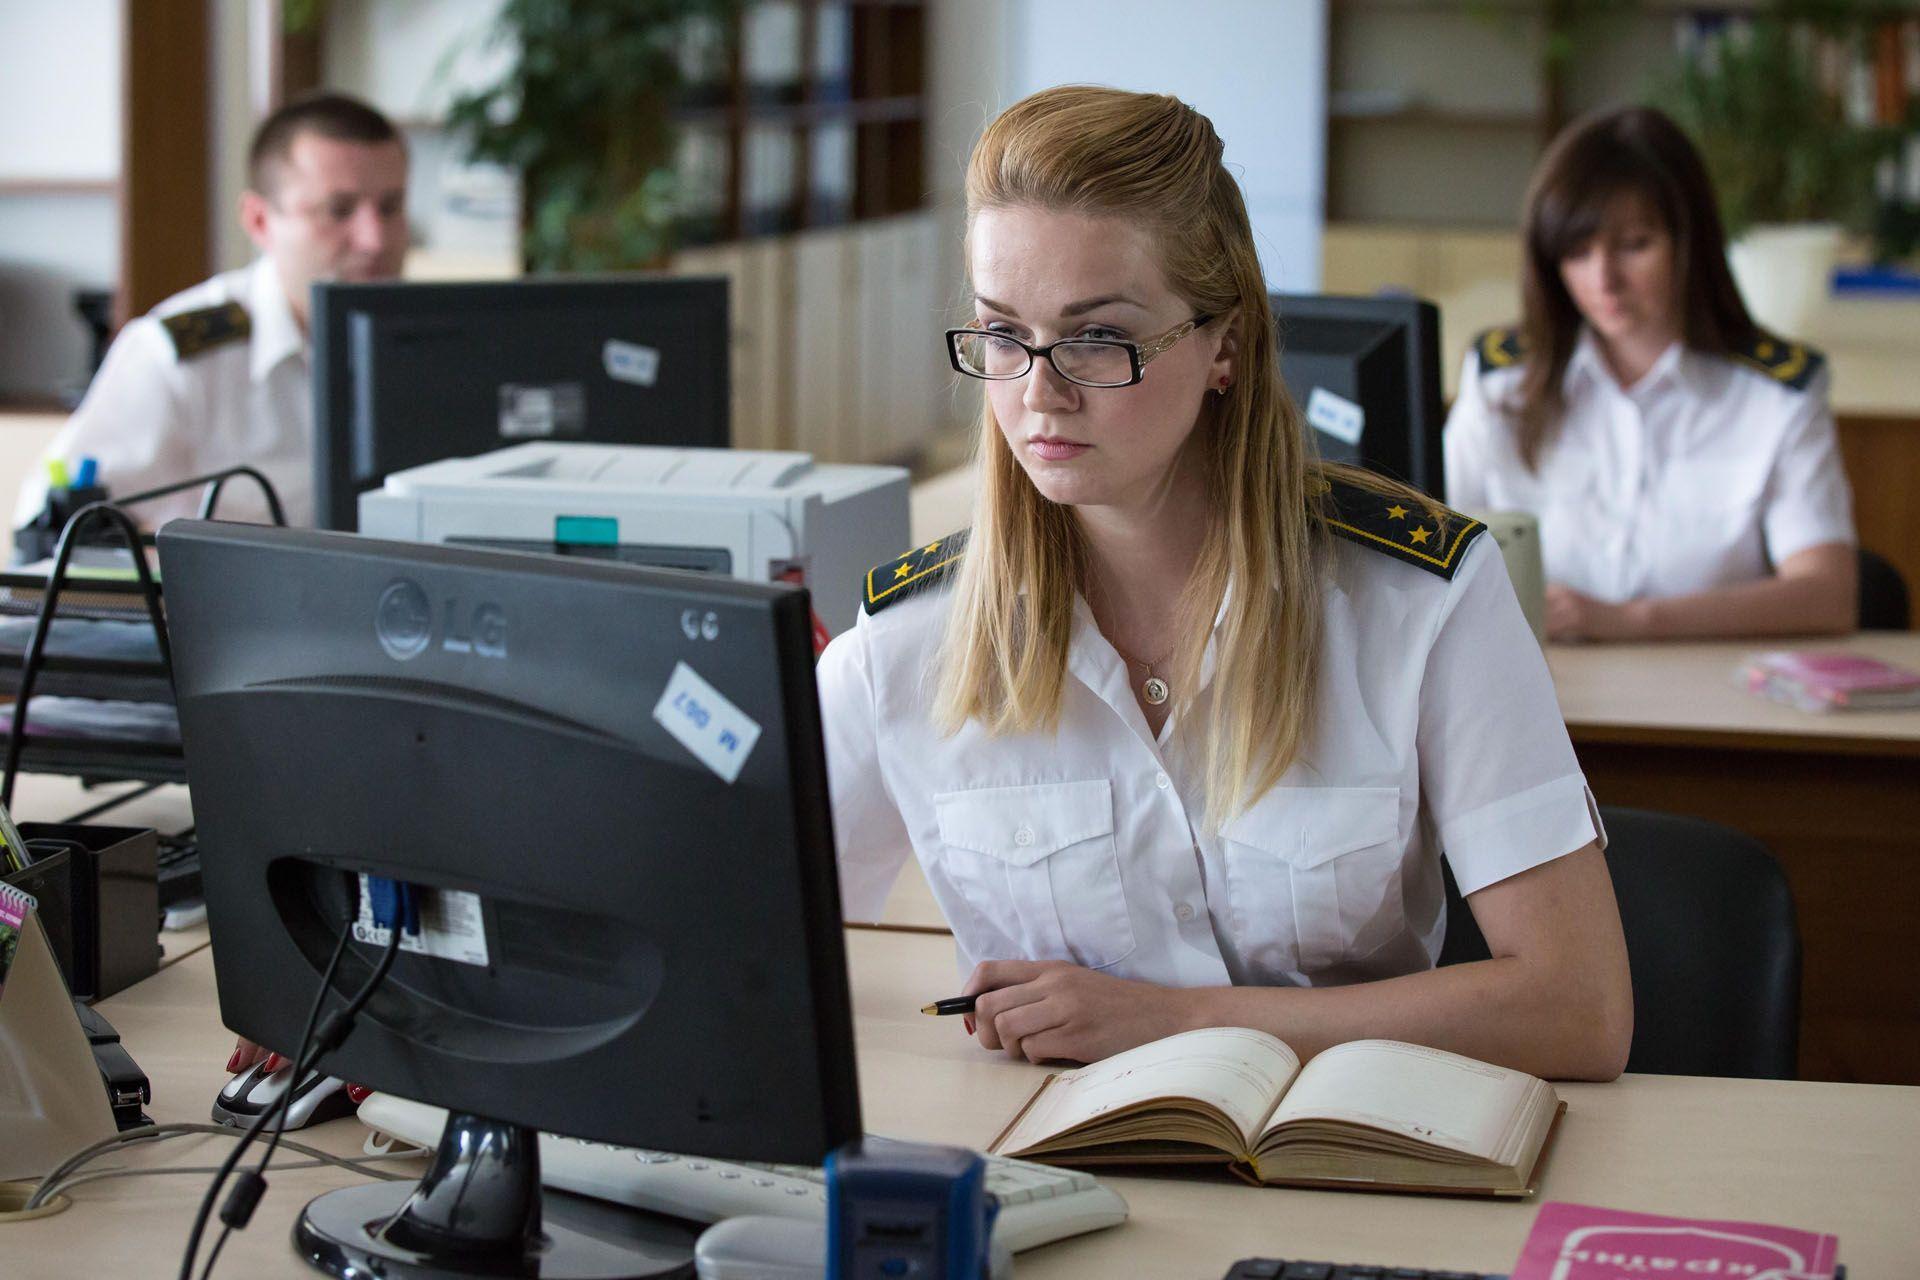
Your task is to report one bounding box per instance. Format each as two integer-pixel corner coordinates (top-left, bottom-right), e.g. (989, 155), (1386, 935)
(963, 1015), (975, 1035)
(345, 1084), (372, 1104)
(262, 1053), (287, 1073)
(225, 1048), (247, 1073)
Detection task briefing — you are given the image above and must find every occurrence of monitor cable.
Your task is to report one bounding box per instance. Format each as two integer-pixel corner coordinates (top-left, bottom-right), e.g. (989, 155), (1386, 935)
(177, 909), (405, 1280)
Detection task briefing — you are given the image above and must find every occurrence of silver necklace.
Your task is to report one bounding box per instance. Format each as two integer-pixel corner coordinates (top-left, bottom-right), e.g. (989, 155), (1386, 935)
(1109, 639), (1174, 706)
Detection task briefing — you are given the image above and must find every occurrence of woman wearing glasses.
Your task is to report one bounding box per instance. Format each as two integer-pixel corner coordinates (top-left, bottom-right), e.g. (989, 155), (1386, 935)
(1444, 106), (1856, 642)
(817, 86), (1631, 1080)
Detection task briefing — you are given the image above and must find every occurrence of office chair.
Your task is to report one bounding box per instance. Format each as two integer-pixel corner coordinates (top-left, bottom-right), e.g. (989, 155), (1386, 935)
(1857, 547), (1911, 631)
(1438, 806), (1801, 1079)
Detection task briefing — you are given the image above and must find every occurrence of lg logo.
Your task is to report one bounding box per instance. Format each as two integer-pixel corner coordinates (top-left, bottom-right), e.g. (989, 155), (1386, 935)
(377, 580), (508, 661)
(680, 609), (720, 642)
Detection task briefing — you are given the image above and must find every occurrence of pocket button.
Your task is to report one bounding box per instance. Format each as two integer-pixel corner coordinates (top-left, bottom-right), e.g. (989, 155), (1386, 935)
(1013, 825), (1034, 847)
(1173, 902), (1195, 922)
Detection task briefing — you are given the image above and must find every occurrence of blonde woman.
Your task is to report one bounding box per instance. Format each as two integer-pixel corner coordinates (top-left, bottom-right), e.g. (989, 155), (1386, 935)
(818, 87), (1631, 1081)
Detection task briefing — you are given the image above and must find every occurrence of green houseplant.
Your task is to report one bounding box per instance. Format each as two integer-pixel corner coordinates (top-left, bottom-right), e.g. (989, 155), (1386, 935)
(1653, 4), (1902, 329)
(444, 0), (740, 272)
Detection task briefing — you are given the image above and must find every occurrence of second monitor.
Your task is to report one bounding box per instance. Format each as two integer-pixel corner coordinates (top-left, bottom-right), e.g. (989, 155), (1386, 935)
(311, 276), (731, 531)
(1272, 294), (1444, 500)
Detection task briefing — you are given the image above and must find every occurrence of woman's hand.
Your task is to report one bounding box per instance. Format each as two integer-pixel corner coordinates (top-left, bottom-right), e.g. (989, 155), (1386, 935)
(1544, 584), (1647, 642)
(962, 960), (1187, 1064)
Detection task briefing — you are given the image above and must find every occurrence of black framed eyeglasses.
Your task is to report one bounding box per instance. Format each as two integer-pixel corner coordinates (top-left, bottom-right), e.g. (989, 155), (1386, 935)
(944, 314), (1213, 388)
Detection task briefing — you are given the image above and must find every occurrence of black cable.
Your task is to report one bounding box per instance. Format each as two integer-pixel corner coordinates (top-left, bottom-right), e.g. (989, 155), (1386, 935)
(176, 920), (401, 1280)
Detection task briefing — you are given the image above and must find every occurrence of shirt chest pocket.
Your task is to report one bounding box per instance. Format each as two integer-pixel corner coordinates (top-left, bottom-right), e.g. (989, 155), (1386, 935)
(932, 779), (1136, 971)
(1221, 786), (1403, 976)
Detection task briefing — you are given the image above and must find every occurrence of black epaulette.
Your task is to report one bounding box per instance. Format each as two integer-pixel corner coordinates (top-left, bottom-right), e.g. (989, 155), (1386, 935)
(862, 530), (967, 616)
(1732, 334), (1824, 392)
(1315, 475), (1487, 581)
(159, 301), (251, 360)
(1473, 326), (1524, 375)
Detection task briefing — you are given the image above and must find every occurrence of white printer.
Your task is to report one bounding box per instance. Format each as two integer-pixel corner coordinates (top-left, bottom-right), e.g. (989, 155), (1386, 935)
(357, 443), (911, 636)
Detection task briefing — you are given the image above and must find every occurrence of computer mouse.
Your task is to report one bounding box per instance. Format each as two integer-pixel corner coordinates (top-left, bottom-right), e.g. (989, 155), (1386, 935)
(211, 1061), (355, 1131)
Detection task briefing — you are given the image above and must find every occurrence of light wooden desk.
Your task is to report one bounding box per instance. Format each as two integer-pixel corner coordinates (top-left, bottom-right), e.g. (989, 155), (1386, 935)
(1547, 634), (1920, 1086)
(8, 929), (1919, 1278)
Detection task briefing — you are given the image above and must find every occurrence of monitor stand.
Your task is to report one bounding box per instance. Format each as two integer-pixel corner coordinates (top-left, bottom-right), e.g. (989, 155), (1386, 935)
(295, 1111), (699, 1279)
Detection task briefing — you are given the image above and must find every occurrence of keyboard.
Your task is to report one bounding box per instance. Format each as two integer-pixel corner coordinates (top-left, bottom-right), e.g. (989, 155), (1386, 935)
(358, 1093), (1128, 1254)
(1224, 1263), (1503, 1280)
(155, 836), (201, 910)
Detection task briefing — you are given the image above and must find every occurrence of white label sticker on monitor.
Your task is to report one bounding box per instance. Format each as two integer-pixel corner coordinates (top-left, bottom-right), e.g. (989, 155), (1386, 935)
(653, 660), (762, 784)
(352, 876), (490, 967)
(1306, 386), (1365, 446)
(603, 340), (661, 387)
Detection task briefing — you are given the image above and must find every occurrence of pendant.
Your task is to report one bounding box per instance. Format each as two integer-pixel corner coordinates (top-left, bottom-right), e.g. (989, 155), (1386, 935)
(1142, 676), (1170, 706)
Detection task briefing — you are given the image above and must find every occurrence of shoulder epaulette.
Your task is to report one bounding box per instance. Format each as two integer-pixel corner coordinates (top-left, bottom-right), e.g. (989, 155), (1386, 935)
(160, 301), (251, 360)
(1314, 475), (1487, 581)
(1473, 326), (1525, 375)
(862, 530), (968, 615)
(1732, 334), (1824, 392)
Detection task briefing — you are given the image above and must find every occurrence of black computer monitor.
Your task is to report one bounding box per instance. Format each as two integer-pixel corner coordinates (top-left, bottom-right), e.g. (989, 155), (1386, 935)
(311, 276), (731, 531)
(1271, 293), (1445, 500)
(158, 520), (858, 1278)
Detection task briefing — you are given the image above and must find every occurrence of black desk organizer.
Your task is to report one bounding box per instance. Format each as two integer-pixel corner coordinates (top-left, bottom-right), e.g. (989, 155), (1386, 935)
(0, 466), (286, 912)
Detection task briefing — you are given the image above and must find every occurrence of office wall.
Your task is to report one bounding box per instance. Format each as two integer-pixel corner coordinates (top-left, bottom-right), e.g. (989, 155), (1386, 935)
(1000, 0), (1327, 292)
(0, 0), (121, 401)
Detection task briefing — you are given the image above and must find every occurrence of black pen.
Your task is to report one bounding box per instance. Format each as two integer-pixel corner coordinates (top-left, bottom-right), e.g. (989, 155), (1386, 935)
(920, 995), (976, 1016)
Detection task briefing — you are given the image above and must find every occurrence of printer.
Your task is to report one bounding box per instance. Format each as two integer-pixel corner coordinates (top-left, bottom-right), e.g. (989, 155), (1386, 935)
(358, 443), (911, 636)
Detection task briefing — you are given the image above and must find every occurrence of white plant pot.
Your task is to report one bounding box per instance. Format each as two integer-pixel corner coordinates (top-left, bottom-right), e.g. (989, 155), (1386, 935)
(1727, 222), (1841, 337)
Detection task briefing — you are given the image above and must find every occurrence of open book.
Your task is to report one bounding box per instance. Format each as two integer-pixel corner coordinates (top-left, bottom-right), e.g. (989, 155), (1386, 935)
(987, 1027), (1564, 1197)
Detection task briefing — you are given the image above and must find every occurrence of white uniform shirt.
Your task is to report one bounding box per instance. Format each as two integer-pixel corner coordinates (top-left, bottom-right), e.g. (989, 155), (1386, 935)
(818, 533), (1603, 988)
(1443, 330), (1855, 604)
(14, 258), (314, 531)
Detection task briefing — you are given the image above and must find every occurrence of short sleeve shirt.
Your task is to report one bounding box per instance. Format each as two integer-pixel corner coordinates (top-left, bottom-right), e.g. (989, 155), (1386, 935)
(1443, 330), (1855, 603)
(817, 532), (1603, 988)
(13, 258), (314, 531)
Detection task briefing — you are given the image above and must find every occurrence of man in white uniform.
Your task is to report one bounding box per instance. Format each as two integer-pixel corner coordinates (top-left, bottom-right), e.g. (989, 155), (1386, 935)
(14, 93), (409, 532)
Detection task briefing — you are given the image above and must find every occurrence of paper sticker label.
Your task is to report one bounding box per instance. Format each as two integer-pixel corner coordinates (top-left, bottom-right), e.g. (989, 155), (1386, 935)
(653, 660), (762, 784)
(603, 340), (661, 388)
(499, 383), (585, 438)
(1306, 386), (1365, 446)
(353, 875), (491, 967)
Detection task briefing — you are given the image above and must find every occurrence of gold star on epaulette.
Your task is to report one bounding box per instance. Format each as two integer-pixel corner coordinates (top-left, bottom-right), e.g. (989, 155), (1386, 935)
(1732, 334), (1824, 393)
(1314, 473), (1488, 581)
(160, 301), (251, 360)
(862, 530), (969, 615)
(1475, 326), (1524, 375)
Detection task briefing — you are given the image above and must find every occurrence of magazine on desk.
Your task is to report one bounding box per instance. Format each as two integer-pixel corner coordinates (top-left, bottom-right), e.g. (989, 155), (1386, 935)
(1740, 650), (1920, 712)
(986, 1027), (1563, 1197)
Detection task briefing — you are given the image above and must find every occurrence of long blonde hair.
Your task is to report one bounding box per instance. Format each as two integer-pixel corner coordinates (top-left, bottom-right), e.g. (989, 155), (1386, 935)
(933, 85), (1332, 828)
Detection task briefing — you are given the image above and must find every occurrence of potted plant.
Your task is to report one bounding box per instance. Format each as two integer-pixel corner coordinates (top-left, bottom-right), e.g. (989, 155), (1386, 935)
(444, 0), (741, 273)
(1655, 6), (1901, 334)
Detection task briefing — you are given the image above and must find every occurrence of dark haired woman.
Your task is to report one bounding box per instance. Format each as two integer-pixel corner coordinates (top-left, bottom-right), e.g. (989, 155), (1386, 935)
(1444, 106), (1856, 642)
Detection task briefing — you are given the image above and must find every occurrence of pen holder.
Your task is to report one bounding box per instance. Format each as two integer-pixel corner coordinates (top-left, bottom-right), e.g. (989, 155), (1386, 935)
(13, 484), (111, 564)
(10, 823), (157, 1001)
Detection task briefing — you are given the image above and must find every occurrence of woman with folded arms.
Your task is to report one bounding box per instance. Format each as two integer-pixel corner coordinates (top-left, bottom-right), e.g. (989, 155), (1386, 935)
(818, 86), (1631, 1080)
(1444, 105), (1856, 642)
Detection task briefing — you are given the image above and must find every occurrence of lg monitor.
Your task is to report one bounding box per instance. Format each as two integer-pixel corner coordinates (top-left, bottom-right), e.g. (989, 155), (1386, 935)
(311, 276), (731, 531)
(159, 521), (858, 1278)
(1271, 294), (1445, 500)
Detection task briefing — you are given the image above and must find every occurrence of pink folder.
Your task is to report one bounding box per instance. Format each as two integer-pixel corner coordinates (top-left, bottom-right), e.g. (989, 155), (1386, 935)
(1512, 1202), (1841, 1280)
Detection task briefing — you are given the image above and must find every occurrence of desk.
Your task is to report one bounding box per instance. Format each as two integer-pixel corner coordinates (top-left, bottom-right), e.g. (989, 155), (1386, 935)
(9, 929), (1919, 1277)
(1548, 634), (1920, 1086)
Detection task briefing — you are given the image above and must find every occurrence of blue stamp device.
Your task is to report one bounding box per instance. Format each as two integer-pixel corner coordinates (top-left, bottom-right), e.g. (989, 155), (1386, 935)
(825, 1139), (996, 1279)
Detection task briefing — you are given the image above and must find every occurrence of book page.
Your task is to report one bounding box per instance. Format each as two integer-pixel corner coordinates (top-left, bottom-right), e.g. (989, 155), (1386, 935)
(997, 1027), (1300, 1155)
(1262, 1039), (1543, 1162)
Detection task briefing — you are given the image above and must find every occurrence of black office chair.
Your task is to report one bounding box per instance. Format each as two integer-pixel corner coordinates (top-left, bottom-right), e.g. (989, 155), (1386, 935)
(1857, 547), (1911, 631)
(1439, 806), (1801, 1079)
